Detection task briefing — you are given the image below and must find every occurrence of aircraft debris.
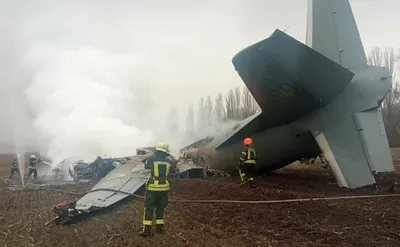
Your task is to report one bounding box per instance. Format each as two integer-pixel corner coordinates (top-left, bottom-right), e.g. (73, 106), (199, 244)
(177, 147), (229, 178)
(51, 153), (152, 224)
(50, 147), (228, 224)
(68, 156), (126, 181)
(136, 147), (154, 155)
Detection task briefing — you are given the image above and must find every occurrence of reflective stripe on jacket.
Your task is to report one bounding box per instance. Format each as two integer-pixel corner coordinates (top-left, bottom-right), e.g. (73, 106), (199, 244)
(239, 146), (257, 164)
(144, 151), (175, 191)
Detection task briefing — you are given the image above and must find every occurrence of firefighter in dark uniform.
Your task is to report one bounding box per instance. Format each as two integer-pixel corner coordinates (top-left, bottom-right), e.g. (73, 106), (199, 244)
(238, 137), (257, 187)
(9, 158), (20, 179)
(26, 154), (39, 179)
(140, 142), (176, 237)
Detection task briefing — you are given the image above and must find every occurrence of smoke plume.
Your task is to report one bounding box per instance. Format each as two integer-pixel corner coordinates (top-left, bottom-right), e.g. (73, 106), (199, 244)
(0, 0), (308, 163)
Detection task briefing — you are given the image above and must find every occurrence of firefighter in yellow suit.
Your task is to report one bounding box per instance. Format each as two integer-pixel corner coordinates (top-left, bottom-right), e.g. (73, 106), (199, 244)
(140, 142), (176, 237)
(238, 137), (257, 188)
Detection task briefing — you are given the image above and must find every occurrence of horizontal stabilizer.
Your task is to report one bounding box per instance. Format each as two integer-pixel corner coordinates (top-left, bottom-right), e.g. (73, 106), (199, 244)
(232, 29), (354, 128)
(352, 109), (394, 172)
(215, 112), (263, 148)
(311, 111), (375, 188)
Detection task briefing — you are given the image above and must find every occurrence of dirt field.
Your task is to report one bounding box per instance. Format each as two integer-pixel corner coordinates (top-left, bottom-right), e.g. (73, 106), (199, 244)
(1, 151), (400, 246)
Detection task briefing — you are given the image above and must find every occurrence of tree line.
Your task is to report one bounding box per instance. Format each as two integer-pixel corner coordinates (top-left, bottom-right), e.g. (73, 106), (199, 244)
(367, 47), (400, 146)
(184, 86), (261, 141)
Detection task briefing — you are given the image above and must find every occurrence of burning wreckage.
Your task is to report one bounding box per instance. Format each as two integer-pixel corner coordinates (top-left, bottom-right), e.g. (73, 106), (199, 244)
(51, 147), (228, 224)
(53, 149), (153, 181)
(68, 157), (127, 181)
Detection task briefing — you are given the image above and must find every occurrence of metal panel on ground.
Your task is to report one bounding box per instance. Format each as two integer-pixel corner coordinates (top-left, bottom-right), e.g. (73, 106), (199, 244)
(75, 156), (150, 211)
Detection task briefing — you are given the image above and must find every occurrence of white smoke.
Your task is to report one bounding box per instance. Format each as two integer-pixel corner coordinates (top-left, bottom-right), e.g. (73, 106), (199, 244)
(0, 0), (311, 164)
(22, 45), (158, 163)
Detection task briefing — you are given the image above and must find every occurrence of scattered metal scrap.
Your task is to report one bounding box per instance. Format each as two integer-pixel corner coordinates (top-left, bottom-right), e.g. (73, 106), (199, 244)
(50, 153), (151, 224)
(136, 147), (154, 155)
(68, 156), (126, 181)
(177, 147), (230, 178)
(49, 147), (228, 225)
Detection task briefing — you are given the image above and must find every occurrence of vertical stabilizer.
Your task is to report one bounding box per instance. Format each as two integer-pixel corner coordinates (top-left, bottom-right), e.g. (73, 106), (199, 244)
(306, 0), (367, 69)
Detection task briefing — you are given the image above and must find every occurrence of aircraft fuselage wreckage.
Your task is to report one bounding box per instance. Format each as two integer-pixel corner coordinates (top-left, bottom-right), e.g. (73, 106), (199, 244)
(184, 0), (394, 189)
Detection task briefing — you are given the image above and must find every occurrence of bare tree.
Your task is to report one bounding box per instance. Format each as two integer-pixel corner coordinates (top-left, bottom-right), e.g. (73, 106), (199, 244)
(367, 47), (383, 69)
(225, 86), (246, 120)
(240, 85), (259, 118)
(166, 106), (179, 136)
(368, 47), (396, 75)
(225, 89), (236, 120)
(368, 46), (400, 146)
(214, 92), (225, 124)
(205, 96), (214, 128)
(185, 104), (195, 140)
(233, 87), (242, 118)
(223, 85), (262, 121)
(197, 97), (206, 131)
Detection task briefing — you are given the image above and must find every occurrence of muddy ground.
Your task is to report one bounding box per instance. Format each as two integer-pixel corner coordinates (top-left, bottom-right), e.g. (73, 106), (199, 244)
(1, 151), (400, 247)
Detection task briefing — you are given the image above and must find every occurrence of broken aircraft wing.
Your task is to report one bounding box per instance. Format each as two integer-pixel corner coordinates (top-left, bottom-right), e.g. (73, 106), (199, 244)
(75, 156), (150, 211)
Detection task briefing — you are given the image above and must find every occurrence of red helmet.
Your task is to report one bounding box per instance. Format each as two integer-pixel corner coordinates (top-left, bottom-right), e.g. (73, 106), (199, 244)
(244, 137), (252, 145)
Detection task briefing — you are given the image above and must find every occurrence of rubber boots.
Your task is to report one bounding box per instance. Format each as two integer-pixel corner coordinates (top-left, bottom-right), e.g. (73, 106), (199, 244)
(139, 226), (151, 237)
(156, 224), (164, 234)
(139, 225), (164, 237)
(248, 178), (256, 188)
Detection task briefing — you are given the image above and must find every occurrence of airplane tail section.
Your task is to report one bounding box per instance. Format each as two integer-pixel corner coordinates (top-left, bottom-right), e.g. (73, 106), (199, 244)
(217, 0), (393, 189)
(232, 30), (353, 125)
(223, 29), (355, 148)
(306, 0), (367, 70)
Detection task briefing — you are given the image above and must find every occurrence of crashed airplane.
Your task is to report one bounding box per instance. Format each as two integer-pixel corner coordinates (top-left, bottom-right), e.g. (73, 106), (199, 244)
(50, 0), (393, 224)
(183, 0), (394, 189)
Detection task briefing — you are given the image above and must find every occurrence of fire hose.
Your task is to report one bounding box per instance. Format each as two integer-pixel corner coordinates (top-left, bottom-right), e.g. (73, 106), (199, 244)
(38, 187), (400, 204)
(38, 187), (400, 226)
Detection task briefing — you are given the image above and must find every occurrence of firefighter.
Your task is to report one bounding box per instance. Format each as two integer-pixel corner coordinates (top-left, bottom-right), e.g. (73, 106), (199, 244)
(238, 137), (257, 187)
(140, 142), (176, 237)
(26, 154), (39, 180)
(9, 158), (20, 179)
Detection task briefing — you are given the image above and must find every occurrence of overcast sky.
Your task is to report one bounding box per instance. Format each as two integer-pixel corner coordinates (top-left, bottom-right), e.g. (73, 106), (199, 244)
(0, 0), (399, 156)
(2, 0), (399, 105)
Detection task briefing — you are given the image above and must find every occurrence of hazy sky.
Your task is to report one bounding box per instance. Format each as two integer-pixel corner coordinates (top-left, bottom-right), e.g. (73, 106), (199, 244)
(3, 0), (399, 105)
(0, 0), (399, 158)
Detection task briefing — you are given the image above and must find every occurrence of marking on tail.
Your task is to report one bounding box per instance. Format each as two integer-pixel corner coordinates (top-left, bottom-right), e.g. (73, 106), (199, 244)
(268, 84), (299, 100)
